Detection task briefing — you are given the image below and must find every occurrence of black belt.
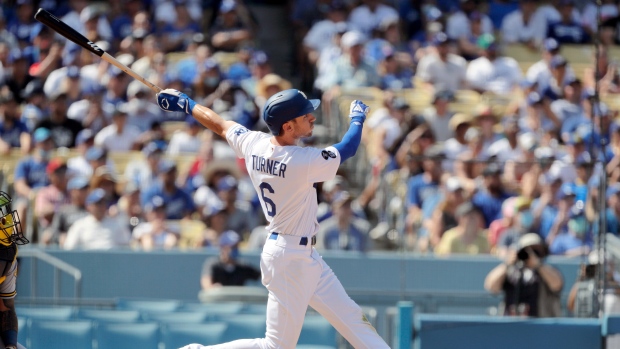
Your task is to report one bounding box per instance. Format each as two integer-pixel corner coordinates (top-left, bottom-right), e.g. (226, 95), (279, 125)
(269, 232), (316, 246)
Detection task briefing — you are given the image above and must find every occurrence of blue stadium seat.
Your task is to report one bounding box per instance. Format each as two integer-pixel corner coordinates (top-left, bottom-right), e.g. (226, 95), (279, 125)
(221, 314), (267, 342)
(181, 302), (245, 315)
(78, 309), (142, 323)
(142, 311), (209, 324)
(17, 317), (28, 349)
(16, 306), (74, 320)
(96, 322), (160, 349)
(243, 303), (267, 314)
(30, 320), (93, 349)
(162, 323), (228, 349)
(297, 316), (337, 347)
(117, 299), (181, 312)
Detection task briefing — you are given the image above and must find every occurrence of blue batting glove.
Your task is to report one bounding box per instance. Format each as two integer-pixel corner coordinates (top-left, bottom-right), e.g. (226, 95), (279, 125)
(156, 88), (197, 115)
(349, 100), (370, 123)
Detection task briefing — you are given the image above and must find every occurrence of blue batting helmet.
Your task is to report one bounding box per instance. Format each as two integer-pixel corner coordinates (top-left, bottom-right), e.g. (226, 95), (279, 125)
(262, 89), (320, 135)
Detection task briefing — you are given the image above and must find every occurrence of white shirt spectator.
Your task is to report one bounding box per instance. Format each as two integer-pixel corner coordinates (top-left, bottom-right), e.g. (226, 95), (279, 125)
(422, 107), (454, 142)
(581, 3), (618, 32)
(533, 4), (581, 35)
(501, 9), (547, 44)
(466, 56), (522, 95)
(124, 160), (157, 192)
(61, 10), (112, 42)
(314, 44), (343, 91)
(487, 138), (525, 163)
(194, 185), (222, 211)
(526, 60), (576, 94)
(348, 3), (398, 36)
(167, 131), (202, 155)
(67, 99), (107, 133)
(416, 53), (467, 92)
(304, 20), (344, 53)
(94, 124), (141, 152)
(67, 156), (116, 179)
(153, 0), (202, 24)
(43, 67), (99, 99)
(443, 138), (468, 172)
(446, 11), (493, 40)
(63, 214), (131, 250)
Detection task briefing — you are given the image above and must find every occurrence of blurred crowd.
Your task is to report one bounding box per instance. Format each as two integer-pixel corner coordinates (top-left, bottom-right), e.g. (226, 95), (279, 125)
(0, 0), (619, 261)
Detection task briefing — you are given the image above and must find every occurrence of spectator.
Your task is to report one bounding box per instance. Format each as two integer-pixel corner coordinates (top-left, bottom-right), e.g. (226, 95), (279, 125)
(67, 130), (102, 177)
(238, 50), (273, 98)
(552, 77), (586, 139)
(446, 0), (493, 43)
(94, 105), (141, 152)
(546, 0), (589, 44)
(406, 144), (444, 244)
(214, 175), (256, 238)
(484, 233), (563, 317)
(368, 97), (409, 166)
(5, 48), (34, 104)
(200, 230), (260, 294)
(142, 160), (195, 220)
(90, 166), (121, 206)
(444, 113), (473, 168)
(13, 127), (54, 234)
(61, 1), (112, 44)
(63, 188), (131, 250)
(583, 45), (620, 96)
(422, 90), (456, 142)
(435, 202), (489, 256)
(132, 196), (179, 250)
(316, 192), (370, 252)
(466, 34), (522, 95)
(125, 142), (165, 193)
(531, 173), (566, 238)
(34, 158), (70, 233)
(203, 80), (260, 130)
(20, 79), (48, 132)
(568, 250), (620, 321)
(255, 74), (293, 110)
(378, 47), (413, 90)
(547, 206), (592, 256)
(0, 91), (30, 155)
(605, 184), (620, 236)
(41, 176), (90, 246)
(323, 30), (380, 92)
(35, 91), (83, 148)
(487, 115), (523, 164)
(457, 11), (488, 61)
(124, 80), (163, 133)
(472, 163), (513, 228)
(348, 0), (399, 36)
(416, 32), (467, 93)
(303, 1), (348, 64)
(495, 198), (535, 257)
(67, 86), (108, 133)
(455, 127), (489, 184)
(192, 58), (223, 100)
(116, 181), (144, 231)
(488, 197), (517, 250)
(313, 23), (347, 93)
(525, 38), (575, 95)
(500, 0), (546, 46)
(167, 115), (205, 155)
(209, 0), (253, 52)
(160, 0), (200, 52)
(427, 177), (466, 251)
(581, 0), (618, 34)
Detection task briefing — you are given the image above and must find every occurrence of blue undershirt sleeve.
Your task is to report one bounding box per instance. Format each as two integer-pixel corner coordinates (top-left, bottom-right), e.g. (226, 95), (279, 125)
(333, 117), (364, 164)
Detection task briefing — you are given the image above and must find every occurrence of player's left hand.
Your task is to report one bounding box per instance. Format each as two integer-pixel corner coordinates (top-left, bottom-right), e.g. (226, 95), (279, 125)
(349, 100), (370, 122)
(156, 88), (197, 114)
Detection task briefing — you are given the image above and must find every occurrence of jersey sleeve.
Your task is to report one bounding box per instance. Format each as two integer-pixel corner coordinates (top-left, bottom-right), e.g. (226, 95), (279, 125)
(305, 146), (341, 183)
(225, 123), (259, 159)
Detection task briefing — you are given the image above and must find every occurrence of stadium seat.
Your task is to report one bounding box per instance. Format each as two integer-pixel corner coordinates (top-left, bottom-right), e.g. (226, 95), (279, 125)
(96, 322), (160, 349)
(17, 317), (28, 348)
(30, 320), (93, 349)
(243, 303), (267, 314)
(180, 302), (246, 315)
(16, 306), (74, 320)
(297, 315), (337, 347)
(117, 299), (182, 312)
(77, 309), (141, 323)
(162, 322), (228, 349)
(221, 314), (267, 342)
(142, 311), (209, 324)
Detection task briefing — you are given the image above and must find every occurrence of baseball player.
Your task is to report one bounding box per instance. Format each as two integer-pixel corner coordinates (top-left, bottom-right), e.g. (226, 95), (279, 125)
(0, 192), (30, 349)
(156, 88), (390, 349)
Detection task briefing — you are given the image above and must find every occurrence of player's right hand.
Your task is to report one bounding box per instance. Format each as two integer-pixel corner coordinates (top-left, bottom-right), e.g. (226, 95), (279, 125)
(156, 88), (197, 115)
(349, 100), (370, 122)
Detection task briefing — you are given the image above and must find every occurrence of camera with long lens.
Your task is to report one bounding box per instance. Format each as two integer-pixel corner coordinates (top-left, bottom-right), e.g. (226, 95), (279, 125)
(517, 248), (530, 261)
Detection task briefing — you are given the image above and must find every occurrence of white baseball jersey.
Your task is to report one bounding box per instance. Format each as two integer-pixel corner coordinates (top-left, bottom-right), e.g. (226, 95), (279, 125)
(226, 124), (340, 237)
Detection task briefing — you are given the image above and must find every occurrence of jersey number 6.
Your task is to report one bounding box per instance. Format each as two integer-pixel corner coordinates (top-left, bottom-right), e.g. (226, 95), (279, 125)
(259, 182), (276, 217)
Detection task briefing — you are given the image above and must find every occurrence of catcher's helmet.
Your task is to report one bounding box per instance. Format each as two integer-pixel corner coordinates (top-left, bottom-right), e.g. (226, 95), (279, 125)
(0, 192), (28, 246)
(262, 89), (320, 135)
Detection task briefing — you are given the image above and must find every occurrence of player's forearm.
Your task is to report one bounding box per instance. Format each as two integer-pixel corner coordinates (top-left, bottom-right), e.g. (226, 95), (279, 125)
(192, 104), (235, 139)
(333, 118), (364, 164)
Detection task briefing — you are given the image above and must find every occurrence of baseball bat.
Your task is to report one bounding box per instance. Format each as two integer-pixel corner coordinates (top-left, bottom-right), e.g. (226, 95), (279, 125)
(34, 8), (162, 93)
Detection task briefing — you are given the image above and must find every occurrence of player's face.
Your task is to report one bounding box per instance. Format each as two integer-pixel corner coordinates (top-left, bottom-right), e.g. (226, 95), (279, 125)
(291, 113), (316, 138)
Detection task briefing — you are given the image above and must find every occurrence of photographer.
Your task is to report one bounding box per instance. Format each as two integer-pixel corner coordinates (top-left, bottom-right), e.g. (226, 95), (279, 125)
(568, 251), (620, 318)
(485, 233), (563, 317)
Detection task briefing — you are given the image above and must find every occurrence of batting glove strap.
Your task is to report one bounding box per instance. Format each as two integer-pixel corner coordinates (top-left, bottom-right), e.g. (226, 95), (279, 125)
(349, 100), (369, 122)
(157, 89), (197, 115)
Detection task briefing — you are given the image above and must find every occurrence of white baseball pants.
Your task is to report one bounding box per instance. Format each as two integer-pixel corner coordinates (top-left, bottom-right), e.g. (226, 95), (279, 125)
(180, 233), (390, 349)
